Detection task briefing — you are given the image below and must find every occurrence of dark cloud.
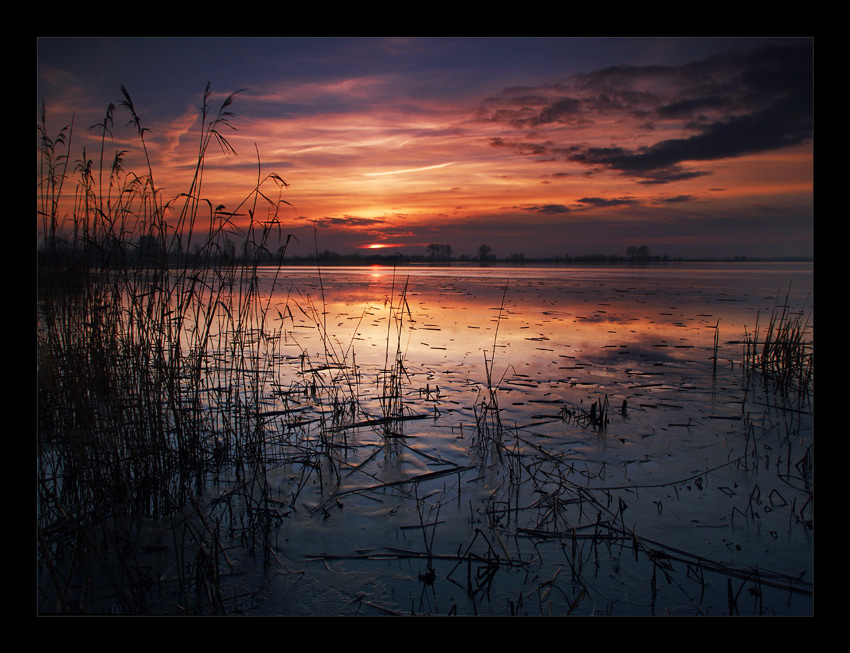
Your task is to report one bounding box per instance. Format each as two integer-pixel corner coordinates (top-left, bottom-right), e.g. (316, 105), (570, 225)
(521, 194), (692, 215)
(576, 197), (639, 208)
(529, 97), (583, 126)
(521, 203), (572, 214)
(572, 103), (811, 176)
(634, 168), (709, 185)
(658, 195), (694, 203)
(481, 41), (813, 185)
(321, 216), (388, 227)
(488, 136), (550, 156)
(655, 95), (728, 119)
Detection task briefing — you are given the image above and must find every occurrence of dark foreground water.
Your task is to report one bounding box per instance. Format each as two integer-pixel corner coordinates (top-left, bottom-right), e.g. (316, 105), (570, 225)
(234, 261), (813, 616)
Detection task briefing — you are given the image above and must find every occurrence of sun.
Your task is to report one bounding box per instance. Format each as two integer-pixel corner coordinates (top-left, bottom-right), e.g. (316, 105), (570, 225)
(357, 242), (423, 252)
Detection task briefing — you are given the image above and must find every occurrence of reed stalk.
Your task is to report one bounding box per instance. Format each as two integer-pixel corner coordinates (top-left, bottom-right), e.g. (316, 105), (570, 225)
(37, 85), (294, 613)
(378, 268), (413, 437)
(36, 88), (814, 616)
(743, 287), (813, 403)
(473, 282), (510, 450)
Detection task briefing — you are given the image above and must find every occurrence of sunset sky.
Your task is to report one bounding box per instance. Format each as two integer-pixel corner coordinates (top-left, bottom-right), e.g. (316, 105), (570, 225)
(36, 37), (814, 260)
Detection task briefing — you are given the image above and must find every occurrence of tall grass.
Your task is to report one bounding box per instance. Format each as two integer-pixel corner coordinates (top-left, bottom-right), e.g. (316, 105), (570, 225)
(36, 87), (815, 616)
(378, 272), (414, 437)
(472, 282), (510, 457)
(743, 287), (813, 404)
(37, 85), (294, 613)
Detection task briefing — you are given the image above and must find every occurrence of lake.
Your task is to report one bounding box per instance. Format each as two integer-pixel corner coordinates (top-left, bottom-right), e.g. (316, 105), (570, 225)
(234, 261), (813, 616)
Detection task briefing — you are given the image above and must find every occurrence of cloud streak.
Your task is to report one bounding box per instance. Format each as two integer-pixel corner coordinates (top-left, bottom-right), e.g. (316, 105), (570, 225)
(364, 162), (457, 176)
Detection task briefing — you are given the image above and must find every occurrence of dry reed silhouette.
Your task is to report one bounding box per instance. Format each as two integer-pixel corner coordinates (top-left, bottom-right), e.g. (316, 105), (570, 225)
(37, 86), (814, 616)
(38, 84), (296, 613)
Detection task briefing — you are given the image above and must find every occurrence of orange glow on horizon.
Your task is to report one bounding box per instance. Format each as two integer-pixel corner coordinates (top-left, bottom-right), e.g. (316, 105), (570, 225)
(37, 38), (813, 259)
(357, 243), (424, 251)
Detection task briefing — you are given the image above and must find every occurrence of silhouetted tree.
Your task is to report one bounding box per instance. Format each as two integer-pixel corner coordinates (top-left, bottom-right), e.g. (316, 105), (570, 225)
(477, 244), (493, 263)
(426, 243), (453, 261)
(626, 245), (652, 260)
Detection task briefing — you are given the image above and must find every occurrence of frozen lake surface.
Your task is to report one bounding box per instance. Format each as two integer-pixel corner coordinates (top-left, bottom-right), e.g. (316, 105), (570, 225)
(234, 261), (813, 616)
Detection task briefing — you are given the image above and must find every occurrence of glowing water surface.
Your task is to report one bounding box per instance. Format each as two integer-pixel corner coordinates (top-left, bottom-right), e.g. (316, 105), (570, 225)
(243, 262), (812, 616)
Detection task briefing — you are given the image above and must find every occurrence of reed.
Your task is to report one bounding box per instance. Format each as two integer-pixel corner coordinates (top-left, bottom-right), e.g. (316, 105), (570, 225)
(37, 88), (813, 616)
(37, 85), (295, 613)
(743, 287), (813, 402)
(472, 282), (510, 451)
(378, 271), (414, 437)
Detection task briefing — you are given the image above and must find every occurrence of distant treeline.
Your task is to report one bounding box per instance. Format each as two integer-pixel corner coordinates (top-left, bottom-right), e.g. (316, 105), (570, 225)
(283, 251), (813, 265)
(37, 236), (812, 270)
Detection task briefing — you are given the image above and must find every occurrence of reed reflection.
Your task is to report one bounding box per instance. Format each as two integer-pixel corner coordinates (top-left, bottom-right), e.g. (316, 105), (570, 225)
(265, 267), (782, 375)
(259, 264), (812, 437)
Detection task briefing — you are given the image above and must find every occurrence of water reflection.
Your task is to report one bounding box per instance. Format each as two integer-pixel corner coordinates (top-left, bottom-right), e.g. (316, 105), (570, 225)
(250, 263), (814, 615)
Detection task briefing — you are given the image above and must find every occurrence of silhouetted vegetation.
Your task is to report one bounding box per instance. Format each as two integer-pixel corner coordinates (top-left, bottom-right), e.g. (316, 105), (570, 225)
(38, 84), (296, 613)
(426, 243), (453, 261)
(743, 286), (813, 404)
(477, 244), (494, 263)
(626, 245), (652, 260)
(41, 238), (810, 272)
(41, 223), (810, 273)
(37, 84), (813, 617)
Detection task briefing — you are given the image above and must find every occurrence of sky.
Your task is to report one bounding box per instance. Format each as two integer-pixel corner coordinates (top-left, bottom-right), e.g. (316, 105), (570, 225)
(36, 37), (814, 260)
